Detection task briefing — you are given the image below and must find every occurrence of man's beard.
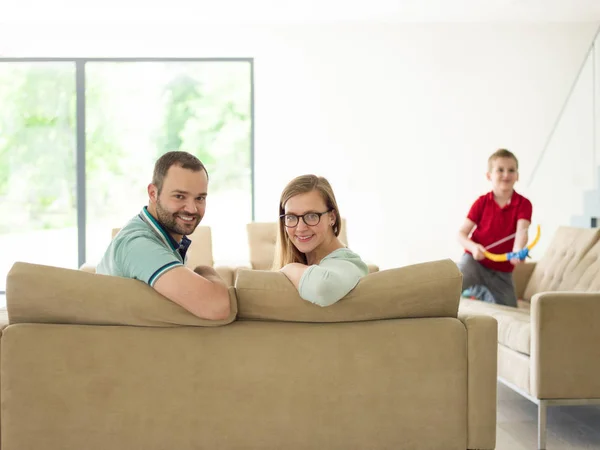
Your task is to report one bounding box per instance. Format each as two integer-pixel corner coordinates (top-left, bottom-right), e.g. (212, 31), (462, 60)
(155, 199), (201, 237)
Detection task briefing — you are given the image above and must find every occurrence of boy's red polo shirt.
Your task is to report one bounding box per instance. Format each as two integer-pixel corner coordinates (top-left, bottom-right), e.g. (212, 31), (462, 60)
(466, 190), (533, 273)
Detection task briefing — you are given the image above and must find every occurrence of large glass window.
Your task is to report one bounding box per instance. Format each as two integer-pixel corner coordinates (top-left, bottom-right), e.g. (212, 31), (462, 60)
(0, 58), (254, 294)
(85, 62), (252, 266)
(0, 62), (77, 292)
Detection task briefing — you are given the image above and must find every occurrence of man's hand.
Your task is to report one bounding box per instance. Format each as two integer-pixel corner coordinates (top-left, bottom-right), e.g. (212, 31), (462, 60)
(194, 265), (219, 278)
(193, 265), (227, 287)
(153, 266), (231, 320)
(471, 243), (487, 261)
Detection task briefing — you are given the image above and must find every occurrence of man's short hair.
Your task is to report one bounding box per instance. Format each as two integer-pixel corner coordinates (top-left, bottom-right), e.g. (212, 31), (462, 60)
(152, 151), (208, 194)
(488, 148), (518, 171)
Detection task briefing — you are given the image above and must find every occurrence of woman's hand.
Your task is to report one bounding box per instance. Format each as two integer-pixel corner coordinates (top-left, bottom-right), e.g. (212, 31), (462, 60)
(280, 263), (309, 289)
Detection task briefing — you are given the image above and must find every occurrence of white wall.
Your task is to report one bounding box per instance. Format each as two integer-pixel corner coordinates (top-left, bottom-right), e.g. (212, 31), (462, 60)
(248, 23), (600, 269)
(526, 35), (598, 235)
(2, 21), (598, 268)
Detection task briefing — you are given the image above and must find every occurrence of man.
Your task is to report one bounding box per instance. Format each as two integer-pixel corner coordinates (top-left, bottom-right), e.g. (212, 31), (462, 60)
(97, 151), (230, 320)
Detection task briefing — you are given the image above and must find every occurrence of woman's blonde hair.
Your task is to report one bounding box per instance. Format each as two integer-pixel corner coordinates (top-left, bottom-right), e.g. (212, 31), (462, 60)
(272, 175), (342, 270)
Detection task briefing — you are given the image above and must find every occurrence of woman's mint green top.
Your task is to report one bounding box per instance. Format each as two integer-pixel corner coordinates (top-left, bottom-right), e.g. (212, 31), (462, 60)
(298, 248), (369, 307)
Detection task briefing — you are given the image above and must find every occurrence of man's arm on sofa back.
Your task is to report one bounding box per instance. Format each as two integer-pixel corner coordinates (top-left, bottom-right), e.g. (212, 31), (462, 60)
(154, 266), (231, 320)
(6, 262), (237, 327)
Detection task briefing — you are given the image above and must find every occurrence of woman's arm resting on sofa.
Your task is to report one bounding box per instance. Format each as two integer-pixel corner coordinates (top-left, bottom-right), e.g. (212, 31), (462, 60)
(297, 261), (365, 307)
(279, 263), (309, 289)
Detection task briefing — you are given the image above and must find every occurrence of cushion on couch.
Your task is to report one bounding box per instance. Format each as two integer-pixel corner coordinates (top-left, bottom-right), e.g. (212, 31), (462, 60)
(523, 226), (600, 300)
(557, 237), (600, 291)
(6, 262), (237, 327)
(235, 259), (462, 322)
(246, 222), (278, 270)
(460, 299), (531, 355)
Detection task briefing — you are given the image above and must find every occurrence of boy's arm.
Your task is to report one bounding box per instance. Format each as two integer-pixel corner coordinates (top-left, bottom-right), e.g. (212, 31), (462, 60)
(458, 218), (486, 260)
(512, 219), (530, 254)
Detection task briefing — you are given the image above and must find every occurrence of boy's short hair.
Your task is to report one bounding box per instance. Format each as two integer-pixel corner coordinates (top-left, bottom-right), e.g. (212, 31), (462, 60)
(488, 148), (518, 171)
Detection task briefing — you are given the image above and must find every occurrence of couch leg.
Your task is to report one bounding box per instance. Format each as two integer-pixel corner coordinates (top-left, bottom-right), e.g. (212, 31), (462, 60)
(538, 400), (547, 449)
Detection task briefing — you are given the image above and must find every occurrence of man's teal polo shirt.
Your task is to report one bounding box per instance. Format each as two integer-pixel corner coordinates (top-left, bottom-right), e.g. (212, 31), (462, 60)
(97, 206), (192, 286)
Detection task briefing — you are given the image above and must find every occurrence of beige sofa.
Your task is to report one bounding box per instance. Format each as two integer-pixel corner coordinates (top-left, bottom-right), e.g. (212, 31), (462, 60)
(459, 226), (600, 449)
(2, 259), (497, 450)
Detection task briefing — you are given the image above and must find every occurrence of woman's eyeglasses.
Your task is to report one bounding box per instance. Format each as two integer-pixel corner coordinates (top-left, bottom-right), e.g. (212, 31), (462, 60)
(280, 210), (332, 227)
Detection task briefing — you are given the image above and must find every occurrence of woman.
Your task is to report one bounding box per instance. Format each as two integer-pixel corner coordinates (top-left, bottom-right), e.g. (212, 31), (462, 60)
(273, 174), (368, 307)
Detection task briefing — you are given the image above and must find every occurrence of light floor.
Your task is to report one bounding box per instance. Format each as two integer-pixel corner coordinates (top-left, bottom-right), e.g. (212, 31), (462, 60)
(497, 382), (600, 449)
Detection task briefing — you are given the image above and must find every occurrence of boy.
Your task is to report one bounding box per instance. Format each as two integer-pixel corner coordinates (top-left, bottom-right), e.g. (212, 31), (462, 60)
(457, 149), (532, 307)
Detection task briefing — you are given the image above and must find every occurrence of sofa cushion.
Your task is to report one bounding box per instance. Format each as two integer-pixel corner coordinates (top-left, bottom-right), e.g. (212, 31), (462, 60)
(523, 226), (600, 300)
(0, 308), (8, 336)
(246, 222), (278, 270)
(498, 344), (531, 394)
(6, 262), (237, 327)
(557, 237), (600, 291)
(235, 259), (462, 322)
(459, 299), (531, 355)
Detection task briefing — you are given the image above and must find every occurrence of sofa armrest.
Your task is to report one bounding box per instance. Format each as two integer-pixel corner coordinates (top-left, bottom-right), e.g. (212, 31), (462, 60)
(458, 314), (497, 450)
(513, 262), (536, 300)
(530, 292), (600, 399)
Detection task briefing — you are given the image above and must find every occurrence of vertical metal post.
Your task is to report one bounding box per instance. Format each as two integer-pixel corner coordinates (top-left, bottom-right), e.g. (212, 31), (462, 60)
(250, 59), (255, 222)
(538, 400), (547, 449)
(593, 41), (597, 189)
(75, 60), (86, 268)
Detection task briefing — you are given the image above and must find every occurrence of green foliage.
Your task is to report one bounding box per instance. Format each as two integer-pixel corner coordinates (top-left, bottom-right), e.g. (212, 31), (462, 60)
(157, 64), (251, 192)
(0, 65), (77, 233)
(0, 62), (252, 235)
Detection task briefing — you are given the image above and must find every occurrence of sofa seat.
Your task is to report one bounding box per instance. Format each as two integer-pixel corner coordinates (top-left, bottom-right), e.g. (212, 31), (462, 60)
(459, 298), (531, 355)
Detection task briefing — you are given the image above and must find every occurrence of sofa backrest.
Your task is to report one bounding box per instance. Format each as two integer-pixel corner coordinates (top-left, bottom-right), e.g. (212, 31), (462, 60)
(6, 262), (237, 327)
(7, 258), (461, 326)
(523, 226), (600, 300)
(235, 259), (462, 322)
(557, 235), (600, 291)
(185, 225), (214, 268)
(247, 219), (348, 270)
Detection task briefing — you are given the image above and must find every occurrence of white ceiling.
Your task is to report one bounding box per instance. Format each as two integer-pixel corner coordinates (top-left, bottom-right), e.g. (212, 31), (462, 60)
(3, 0), (600, 23)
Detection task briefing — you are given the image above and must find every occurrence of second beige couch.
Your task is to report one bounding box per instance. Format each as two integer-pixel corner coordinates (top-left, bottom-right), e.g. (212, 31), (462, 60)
(459, 225), (600, 449)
